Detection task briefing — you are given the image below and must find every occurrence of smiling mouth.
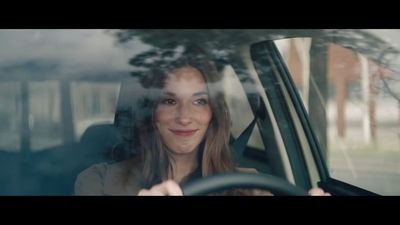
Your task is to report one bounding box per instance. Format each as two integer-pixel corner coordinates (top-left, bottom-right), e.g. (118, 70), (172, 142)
(169, 129), (198, 136)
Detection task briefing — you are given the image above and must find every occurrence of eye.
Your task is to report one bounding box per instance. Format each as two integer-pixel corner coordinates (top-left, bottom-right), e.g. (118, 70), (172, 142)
(160, 98), (176, 105)
(193, 98), (208, 105)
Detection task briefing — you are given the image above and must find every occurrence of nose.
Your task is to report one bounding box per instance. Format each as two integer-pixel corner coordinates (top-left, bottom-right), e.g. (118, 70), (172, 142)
(175, 103), (192, 125)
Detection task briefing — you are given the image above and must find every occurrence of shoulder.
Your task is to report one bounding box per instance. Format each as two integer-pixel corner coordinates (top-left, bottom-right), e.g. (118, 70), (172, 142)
(74, 158), (142, 196)
(74, 162), (109, 195)
(104, 158), (142, 195)
(76, 158), (139, 179)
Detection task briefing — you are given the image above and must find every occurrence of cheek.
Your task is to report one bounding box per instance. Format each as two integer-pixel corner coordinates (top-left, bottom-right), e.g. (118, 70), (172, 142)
(197, 107), (212, 125)
(154, 109), (172, 136)
(155, 107), (173, 124)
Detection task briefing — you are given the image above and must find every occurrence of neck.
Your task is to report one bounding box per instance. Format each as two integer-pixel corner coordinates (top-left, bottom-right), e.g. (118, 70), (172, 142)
(168, 148), (199, 183)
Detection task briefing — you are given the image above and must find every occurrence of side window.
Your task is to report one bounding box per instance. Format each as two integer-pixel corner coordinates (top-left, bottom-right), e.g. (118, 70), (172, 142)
(71, 82), (120, 141)
(0, 81), (121, 152)
(0, 82), (21, 152)
(29, 81), (62, 151)
(275, 37), (400, 195)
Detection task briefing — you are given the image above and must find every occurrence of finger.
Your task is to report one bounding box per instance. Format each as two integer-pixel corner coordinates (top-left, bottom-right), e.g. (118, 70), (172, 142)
(159, 180), (183, 196)
(308, 188), (325, 196)
(142, 180), (183, 196)
(137, 189), (146, 196)
(138, 189), (164, 196)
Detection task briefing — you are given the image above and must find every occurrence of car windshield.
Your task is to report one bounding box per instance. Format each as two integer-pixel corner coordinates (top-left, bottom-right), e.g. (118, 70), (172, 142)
(0, 29), (399, 195)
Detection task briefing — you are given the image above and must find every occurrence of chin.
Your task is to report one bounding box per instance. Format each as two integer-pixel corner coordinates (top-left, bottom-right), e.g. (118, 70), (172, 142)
(171, 146), (198, 155)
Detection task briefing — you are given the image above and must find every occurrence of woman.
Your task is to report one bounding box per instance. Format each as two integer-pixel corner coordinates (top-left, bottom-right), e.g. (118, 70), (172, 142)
(74, 45), (329, 196)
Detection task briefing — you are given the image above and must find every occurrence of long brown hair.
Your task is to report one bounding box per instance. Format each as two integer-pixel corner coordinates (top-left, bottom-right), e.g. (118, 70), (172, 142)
(135, 45), (235, 188)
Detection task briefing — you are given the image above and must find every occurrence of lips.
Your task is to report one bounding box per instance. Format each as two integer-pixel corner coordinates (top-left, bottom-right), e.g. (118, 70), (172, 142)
(169, 129), (198, 136)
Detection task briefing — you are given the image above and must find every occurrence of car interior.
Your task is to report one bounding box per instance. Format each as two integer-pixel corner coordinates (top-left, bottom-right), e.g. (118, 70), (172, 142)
(5, 46), (285, 195)
(2, 29), (400, 196)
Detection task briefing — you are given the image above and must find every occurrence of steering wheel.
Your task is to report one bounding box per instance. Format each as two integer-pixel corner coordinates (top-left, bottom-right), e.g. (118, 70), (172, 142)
(182, 172), (308, 196)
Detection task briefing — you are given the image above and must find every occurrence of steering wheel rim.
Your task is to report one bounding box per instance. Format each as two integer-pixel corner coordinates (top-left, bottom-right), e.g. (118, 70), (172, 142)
(182, 172), (308, 196)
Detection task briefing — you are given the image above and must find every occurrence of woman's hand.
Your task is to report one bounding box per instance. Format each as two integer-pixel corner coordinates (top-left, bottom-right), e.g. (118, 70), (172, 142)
(138, 180), (331, 196)
(308, 187), (331, 196)
(138, 180), (183, 196)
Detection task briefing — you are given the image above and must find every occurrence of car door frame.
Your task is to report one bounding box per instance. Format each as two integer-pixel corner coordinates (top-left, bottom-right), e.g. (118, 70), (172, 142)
(250, 39), (379, 196)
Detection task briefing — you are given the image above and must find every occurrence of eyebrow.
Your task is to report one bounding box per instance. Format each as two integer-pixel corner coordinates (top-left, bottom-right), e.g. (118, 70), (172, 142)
(162, 91), (208, 97)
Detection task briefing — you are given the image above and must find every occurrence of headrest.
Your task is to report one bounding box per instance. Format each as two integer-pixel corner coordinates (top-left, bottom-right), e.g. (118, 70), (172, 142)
(80, 123), (119, 148)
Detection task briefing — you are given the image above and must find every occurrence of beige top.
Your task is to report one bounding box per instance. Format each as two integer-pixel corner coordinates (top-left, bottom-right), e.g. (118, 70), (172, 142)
(74, 159), (272, 196)
(75, 158), (142, 195)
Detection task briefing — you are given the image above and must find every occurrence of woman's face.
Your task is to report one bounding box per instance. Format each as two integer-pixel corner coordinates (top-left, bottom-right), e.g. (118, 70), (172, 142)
(155, 66), (212, 155)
